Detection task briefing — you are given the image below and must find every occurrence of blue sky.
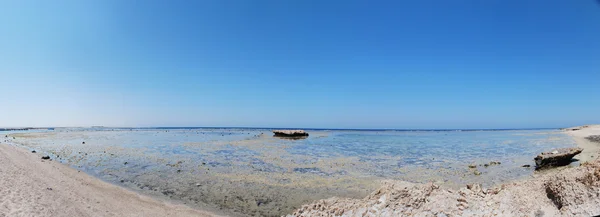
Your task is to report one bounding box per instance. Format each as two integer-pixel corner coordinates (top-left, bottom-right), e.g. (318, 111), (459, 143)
(1, 0), (599, 129)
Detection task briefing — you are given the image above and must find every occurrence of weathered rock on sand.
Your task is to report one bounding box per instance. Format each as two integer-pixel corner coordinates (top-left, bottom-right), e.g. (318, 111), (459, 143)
(562, 125), (591, 131)
(534, 147), (583, 169)
(273, 130), (309, 137)
(585, 135), (600, 143)
(287, 159), (600, 217)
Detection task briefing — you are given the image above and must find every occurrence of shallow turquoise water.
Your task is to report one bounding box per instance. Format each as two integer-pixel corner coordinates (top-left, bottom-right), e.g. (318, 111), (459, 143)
(6, 128), (577, 216)
(10, 128), (576, 182)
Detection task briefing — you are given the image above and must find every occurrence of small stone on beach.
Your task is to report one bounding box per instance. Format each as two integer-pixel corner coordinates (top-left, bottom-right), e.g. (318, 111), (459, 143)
(41, 156), (50, 160)
(31, 150), (36, 153)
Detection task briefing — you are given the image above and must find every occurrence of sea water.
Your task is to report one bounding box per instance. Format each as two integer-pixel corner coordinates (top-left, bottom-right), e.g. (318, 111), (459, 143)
(6, 128), (576, 216)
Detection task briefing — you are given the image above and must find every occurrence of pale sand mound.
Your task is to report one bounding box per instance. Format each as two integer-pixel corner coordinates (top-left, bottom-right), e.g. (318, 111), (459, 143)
(0, 143), (224, 217)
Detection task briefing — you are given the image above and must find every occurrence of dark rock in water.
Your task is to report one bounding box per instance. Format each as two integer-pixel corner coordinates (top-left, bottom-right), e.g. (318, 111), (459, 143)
(31, 150), (36, 153)
(466, 183), (482, 191)
(276, 135), (309, 140)
(273, 130), (309, 139)
(585, 135), (600, 143)
(489, 161), (501, 165)
(534, 147), (583, 169)
(522, 164), (531, 168)
(41, 156), (50, 160)
(124, 162), (128, 165)
(82, 141), (85, 144)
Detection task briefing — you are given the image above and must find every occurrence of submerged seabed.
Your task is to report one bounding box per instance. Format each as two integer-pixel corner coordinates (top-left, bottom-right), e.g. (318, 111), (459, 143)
(6, 128), (575, 216)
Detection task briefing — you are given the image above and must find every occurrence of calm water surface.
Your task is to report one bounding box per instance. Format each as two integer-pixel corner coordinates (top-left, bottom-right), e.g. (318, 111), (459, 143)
(6, 128), (575, 216)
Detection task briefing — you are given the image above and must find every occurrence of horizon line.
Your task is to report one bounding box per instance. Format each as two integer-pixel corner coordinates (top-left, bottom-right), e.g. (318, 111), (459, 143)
(0, 126), (570, 131)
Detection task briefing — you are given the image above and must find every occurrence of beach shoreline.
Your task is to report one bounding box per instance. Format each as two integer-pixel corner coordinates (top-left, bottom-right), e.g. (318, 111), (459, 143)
(1, 125), (599, 216)
(565, 125), (600, 163)
(288, 125), (600, 216)
(0, 142), (225, 217)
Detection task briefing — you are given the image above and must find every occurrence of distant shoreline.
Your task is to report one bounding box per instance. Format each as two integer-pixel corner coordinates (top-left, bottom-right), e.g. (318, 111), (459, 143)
(5, 126), (563, 132)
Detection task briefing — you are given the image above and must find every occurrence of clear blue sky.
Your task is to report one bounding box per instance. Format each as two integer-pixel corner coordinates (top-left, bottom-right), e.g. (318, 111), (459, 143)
(1, 0), (599, 129)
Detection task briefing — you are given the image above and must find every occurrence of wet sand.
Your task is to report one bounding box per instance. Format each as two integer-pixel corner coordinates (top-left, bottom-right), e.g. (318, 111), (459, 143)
(0, 143), (224, 217)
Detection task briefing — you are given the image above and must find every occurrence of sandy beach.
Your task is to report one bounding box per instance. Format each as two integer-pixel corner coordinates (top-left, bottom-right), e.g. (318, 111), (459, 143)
(0, 142), (223, 217)
(566, 125), (600, 162)
(1, 125), (599, 216)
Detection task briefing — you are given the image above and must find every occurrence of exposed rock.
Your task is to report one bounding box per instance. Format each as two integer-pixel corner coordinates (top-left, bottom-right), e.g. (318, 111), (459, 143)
(473, 170), (482, 175)
(468, 164), (477, 169)
(585, 135), (600, 143)
(41, 156), (50, 160)
(31, 150), (36, 153)
(534, 148), (583, 169)
(522, 164), (531, 168)
(543, 160), (600, 215)
(273, 130), (309, 138)
(286, 159), (600, 217)
(562, 125), (590, 131)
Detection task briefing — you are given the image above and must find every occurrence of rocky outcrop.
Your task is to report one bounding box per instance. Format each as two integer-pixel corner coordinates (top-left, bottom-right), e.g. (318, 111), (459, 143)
(273, 130), (309, 138)
(585, 135), (600, 143)
(543, 160), (600, 215)
(562, 125), (591, 131)
(286, 159), (600, 217)
(534, 148), (583, 169)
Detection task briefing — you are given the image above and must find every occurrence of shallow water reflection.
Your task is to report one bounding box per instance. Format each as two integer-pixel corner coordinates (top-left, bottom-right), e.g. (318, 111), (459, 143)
(7, 128), (575, 217)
